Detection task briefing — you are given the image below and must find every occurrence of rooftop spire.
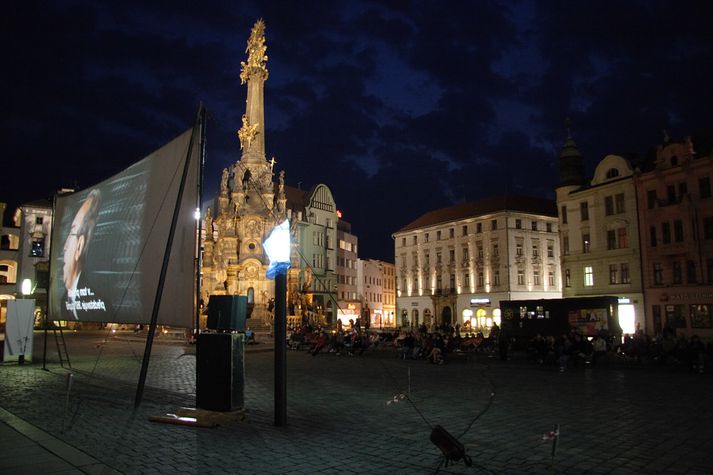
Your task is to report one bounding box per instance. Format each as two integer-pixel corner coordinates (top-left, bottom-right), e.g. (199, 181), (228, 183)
(558, 118), (584, 188)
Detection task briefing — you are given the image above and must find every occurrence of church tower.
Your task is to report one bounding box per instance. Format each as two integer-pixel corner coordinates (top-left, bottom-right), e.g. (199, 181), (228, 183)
(201, 19), (290, 326)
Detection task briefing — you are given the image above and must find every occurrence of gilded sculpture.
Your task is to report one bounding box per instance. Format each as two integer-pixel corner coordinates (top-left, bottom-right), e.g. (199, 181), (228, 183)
(240, 19), (268, 84)
(237, 113), (259, 150)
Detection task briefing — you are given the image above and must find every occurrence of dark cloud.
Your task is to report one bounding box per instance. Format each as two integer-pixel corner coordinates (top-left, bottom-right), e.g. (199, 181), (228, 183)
(3, 0), (711, 262)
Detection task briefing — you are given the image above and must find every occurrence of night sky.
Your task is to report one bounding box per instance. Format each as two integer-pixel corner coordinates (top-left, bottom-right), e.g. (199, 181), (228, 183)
(4, 0), (712, 261)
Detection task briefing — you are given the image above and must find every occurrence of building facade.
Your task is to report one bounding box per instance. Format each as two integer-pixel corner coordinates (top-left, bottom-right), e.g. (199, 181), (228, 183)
(556, 144), (645, 334)
(0, 203), (20, 326)
(393, 195), (561, 333)
(336, 219), (360, 325)
(356, 258), (395, 328)
(635, 135), (713, 340)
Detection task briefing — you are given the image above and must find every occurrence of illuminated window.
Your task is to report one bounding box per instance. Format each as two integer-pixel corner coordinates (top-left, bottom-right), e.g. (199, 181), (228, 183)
(584, 266), (594, 287)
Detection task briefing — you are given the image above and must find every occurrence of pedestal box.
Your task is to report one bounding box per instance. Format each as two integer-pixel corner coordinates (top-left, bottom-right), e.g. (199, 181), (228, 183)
(196, 333), (245, 412)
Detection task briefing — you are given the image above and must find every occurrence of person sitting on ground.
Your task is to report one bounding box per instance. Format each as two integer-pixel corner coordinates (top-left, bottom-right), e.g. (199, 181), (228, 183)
(591, 334), (608, 365)
(309, 331), (330, 356)
(427, 344), (444, 364)
(401, 332), (416, 360)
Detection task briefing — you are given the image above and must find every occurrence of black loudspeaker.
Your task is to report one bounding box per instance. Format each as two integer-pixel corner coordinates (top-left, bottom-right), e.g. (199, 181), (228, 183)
(196, 333), (245, 412)
(430, 425), (472, 467)
(207, 295), (248, 331)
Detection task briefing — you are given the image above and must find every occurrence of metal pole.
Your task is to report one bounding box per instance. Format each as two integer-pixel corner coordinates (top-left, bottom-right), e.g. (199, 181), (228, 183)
(274, 271), (287, 426)
(135, 106), (202, 408)
(195, 105), (207, 337)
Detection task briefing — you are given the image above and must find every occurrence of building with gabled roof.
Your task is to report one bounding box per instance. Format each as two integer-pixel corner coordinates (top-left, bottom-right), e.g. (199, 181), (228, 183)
(392, 194), (561, 333)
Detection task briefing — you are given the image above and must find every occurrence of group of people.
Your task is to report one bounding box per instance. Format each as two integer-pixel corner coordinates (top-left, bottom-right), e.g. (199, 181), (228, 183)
(526, 327), (710, 374)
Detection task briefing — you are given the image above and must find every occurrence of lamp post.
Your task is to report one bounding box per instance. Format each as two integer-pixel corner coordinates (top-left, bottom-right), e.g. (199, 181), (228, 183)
(263, 219), (291, 427)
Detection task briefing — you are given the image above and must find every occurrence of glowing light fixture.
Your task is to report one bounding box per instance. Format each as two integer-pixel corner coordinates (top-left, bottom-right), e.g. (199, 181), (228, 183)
(263, 219), (291, 278)
(21, 279), (33, 296)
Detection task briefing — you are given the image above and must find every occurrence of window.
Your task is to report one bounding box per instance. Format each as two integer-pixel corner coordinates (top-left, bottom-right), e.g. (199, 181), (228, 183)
(650, 226), (657, 247)
(547, 242), (554, 257)
(609, 264), (618, 284)
(449, 228), (455, 238)
(607, 230), (616, 250)
(401, 237), (406, 246)
(35, 216), (44, 224)
(662, 222), (671, 244)
(678, 182), (688, 199)
(450, 274), (456, 290)
(462, 247), (469, 261)
(515, 219), (522, 229)
(492, 243), (499, 257)
(425, 254), (430, 265)
(563, 235), (569, 255)
(605, 196), (614, 216)
(620, 263), (630, 284)
(667, 185), (676, 204)
(462, 225), (468, 236)
(653, 263), (663, 285)
(673, 261), (682, 284)
(615, 193), (625, 213)
(436, 275), (442, 289)
(449, 249), (455, 262)
(413, 235), (417, 245)
(580, 201), (589, 221)
(647, 190), (657, 209)
(687, 260), (697, 284)
(582, 233), (590, 253)
(517, 270), (524, 285)
(606, 168), (620, 179)
(476, 223), (482, 233)
(437, 252), (442, 263)
(561, 205), (568, 224)
(533, 270), (540, 286)
(30, 239), (45, 257)
(464, 272), (470, 287)
(565, 269), (571, 287)
(700, 176), (711, 199)
(478, 272), (484, 287)
(516, 243), (523, 256)
(532, 244), (539, 257)
(584, 266), (594, 286)
(425, 233), (429, 242)
(617, 228), (628, 248)
(477, 244), (484, 258)
(437, 230), (442, 240)
(704, 217), (713, 240)
(531, 221), (538, 231)
(547, 223), (553, 232)
(707, 258), (713, 283)
(494, 271), (500, 286)
(548, 271), (555, 286)
(674, 220), (684, 242)
(491, 219), (497, 230)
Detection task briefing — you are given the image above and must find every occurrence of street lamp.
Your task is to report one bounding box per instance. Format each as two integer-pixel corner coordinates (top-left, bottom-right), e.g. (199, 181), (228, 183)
(263, 219), (291, 427)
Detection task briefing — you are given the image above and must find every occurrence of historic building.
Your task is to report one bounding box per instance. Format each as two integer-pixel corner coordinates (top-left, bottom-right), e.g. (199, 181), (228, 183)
(356, 258), (396, 329)
(0, 200), (52, 327)
(634, 134), (713, 340)
(201, 20), (338, 327)
(393, 195), (561, 332)
(556, 133), (645, 334)
(0, 203), (20, 326)
(336, 219), (360, 325)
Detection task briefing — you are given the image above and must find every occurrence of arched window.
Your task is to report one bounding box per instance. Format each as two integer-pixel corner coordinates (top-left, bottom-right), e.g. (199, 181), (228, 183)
(605, 168), (620, 179)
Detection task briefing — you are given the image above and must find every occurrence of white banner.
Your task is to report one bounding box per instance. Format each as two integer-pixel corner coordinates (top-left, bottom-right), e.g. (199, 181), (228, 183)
(3, 299), (35, 362)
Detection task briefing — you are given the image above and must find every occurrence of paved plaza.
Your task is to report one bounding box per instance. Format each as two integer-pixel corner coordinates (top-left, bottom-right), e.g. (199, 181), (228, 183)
(0, 330), (712, 474)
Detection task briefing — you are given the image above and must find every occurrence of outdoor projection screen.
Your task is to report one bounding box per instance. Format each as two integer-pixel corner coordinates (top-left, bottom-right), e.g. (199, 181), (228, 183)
(48, 128), (199, 327)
